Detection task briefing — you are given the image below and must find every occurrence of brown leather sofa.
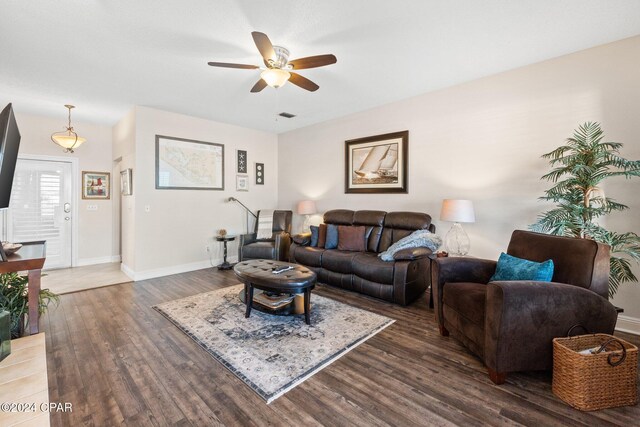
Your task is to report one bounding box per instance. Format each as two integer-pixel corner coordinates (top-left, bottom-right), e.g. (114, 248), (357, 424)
(239, 210), (293, 262)
(432, 230), (618, 384)
(290, 209), (436, 305)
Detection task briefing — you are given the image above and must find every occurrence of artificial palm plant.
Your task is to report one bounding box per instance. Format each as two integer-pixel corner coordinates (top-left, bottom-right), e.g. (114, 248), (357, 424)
(0, 272), (59, 338)
(531, 122), (640, 297)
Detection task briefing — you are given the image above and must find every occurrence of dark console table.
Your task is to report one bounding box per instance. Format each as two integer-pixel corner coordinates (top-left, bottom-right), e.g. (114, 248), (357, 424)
(0, 241), (46, 335)
(234, 259), (317, 325)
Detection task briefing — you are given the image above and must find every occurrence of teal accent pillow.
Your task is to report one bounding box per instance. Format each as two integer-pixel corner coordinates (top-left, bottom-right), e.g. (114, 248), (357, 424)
(490, 252), (554, 282)
(325, 224), (339, 249)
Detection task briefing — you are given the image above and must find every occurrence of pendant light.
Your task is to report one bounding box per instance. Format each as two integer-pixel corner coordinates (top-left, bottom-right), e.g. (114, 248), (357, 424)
(51, 105), (86, 153)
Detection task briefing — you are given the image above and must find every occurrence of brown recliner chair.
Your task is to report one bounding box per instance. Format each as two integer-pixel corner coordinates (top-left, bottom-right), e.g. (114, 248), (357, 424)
(239, 210), (293, 262)
(432, 230), (618, 384)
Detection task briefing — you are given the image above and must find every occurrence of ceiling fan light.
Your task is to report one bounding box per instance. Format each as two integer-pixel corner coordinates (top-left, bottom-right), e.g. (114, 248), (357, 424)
(260, 68), (290, 88)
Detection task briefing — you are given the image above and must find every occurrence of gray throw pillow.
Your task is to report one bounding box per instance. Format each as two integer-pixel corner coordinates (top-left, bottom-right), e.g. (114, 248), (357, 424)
(310, 225), (319, 247)
(325, 224), (339, 249)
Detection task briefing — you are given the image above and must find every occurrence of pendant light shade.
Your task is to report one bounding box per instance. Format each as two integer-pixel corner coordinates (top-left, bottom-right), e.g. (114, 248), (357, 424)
(51, 105), (86, 153)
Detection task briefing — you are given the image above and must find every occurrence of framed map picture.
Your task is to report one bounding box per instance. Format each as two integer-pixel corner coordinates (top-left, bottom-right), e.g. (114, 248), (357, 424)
(82, 171), (110, 199)
(155, 135), (224, 190)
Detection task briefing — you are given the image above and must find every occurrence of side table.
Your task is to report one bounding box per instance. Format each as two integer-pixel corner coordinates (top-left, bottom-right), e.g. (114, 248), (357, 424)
(216, 235), (236, 270)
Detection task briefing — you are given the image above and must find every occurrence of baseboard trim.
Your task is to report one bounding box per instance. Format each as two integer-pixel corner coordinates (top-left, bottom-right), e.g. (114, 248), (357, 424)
(76, 255), (121, 267)
(120, 256), (238, 282)
(615, 314), (640, 336)
(120, 263), (136, 281)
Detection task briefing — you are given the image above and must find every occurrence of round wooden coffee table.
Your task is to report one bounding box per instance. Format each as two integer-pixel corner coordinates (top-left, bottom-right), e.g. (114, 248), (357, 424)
(234, 259), (317, 325)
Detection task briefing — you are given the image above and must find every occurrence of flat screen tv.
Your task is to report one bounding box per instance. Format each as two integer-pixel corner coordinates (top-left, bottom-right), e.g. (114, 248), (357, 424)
(0, 103), (21, 210)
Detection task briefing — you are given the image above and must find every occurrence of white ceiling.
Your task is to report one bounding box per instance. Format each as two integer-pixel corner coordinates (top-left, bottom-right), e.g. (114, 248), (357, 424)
(1, 0), (639, 133)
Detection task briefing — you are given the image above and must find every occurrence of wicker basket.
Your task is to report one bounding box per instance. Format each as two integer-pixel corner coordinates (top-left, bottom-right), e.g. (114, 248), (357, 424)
(552, 331), (638, 411)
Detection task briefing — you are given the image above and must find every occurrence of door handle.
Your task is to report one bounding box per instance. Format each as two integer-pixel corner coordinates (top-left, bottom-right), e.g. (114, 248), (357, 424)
(64, 203), (71, 213)
(65, 217), (70, 221)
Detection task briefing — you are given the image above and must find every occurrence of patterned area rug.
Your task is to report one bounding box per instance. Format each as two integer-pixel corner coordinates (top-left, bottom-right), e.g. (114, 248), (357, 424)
(153, 284), (394, 403)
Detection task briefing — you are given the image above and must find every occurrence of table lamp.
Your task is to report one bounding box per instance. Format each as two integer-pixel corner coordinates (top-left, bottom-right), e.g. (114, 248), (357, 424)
(297, 200), (317, 233)
(440, 199), (475, 256)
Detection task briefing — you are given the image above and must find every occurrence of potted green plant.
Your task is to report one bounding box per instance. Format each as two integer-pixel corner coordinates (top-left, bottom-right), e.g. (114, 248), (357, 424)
(531, 122), (640, 297)
(0, 272), (59, 338)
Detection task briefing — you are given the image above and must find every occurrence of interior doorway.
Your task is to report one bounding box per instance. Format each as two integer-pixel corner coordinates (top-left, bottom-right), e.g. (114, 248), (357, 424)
(3, 155), (78, 269)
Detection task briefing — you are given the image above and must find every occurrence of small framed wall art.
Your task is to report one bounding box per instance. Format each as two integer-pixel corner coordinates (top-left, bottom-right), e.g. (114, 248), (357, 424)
(82, 171), (110, 200)
(255, 163), (264, 185)
(120, 168), (133, 196)
(236, 175), (249, 191)
(237, 150), (247, 173)
(345, 130), (408, 194)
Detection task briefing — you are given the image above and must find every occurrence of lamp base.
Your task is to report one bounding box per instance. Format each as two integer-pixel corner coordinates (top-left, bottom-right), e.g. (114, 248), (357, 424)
(444, 222), (470, 256)
(301, 215), (311, 233)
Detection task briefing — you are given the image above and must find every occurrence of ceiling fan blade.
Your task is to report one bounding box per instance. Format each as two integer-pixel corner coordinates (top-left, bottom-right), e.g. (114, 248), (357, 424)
(289, 72), (319, 92)
(288, 54), (337, 70)
(207, 62), (258, 69)
(251, 31), (276, 62)
(250, 79), (268, 93)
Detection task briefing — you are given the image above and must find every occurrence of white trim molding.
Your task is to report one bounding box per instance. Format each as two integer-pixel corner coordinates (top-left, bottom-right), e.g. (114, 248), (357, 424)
(120, 256), (236, 281)
(120, 263), (136, 281)
(76, 255), (121, 267)
(615, 315), (640, 336)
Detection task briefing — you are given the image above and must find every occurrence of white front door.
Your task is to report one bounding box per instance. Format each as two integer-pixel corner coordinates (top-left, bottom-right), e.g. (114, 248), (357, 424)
(6, 158), (74, 269)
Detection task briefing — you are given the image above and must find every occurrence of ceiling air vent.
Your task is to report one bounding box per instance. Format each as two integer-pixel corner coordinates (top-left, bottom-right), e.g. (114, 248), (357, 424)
(278, 112), (296, 119)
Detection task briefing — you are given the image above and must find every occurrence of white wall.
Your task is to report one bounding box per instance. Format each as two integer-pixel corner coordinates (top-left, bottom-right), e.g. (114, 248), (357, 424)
(12, 112), (117, 266)
(112, 108), (136, 272)
(278, 36), (640, 327)
(126, 106), (278, 279)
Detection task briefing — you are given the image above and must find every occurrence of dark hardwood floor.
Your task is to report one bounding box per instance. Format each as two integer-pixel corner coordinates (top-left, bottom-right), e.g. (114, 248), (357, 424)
(42, 268), (640, 426)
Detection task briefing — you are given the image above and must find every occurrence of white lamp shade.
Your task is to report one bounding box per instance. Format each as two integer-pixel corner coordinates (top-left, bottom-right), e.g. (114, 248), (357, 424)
(297, 200), (317, 215)
(52, 134), (86, 149)
(260, 69), (290, 88)
(440, 199), (475, 223)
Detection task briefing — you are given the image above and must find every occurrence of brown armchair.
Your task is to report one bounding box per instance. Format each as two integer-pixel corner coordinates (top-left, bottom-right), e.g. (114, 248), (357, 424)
(239, 210), (293, 262)
(432, 230), (618, 384)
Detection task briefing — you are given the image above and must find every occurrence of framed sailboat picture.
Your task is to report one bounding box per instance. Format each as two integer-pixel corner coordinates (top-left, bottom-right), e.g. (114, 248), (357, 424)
(345, 131), (408, 193)
(82, 171), (111, 199)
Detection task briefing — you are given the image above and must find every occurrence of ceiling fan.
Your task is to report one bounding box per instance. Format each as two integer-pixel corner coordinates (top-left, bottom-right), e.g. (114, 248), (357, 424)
(207, 31), (337, 93)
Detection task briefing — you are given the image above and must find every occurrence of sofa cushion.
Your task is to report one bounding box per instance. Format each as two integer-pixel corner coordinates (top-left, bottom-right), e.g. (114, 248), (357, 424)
(324, 209), (355, 225)
(293, 246), (325, 268)
(352, 252), (395, 285)
(325, 224), (339, 249)
(310, 225), (319, 247)
(353, 210), (386, 252)
(443, 282), (487, 326)
(317, 223), (327, 248)
(322, 250), (359, 274)
(242, 242), (276, 260)
(338, 226), (366, 252)
(490, 252), (554, 282)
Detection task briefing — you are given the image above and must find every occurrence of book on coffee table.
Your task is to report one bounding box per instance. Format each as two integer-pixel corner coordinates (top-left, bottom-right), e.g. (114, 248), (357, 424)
(253, 292), (295, 309)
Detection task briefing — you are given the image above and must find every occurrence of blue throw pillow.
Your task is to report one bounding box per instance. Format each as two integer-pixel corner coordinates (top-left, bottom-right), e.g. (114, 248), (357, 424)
(490, 252), (554, 282)
(325, 224), (339, 249)
(310, 225), (319, 247)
